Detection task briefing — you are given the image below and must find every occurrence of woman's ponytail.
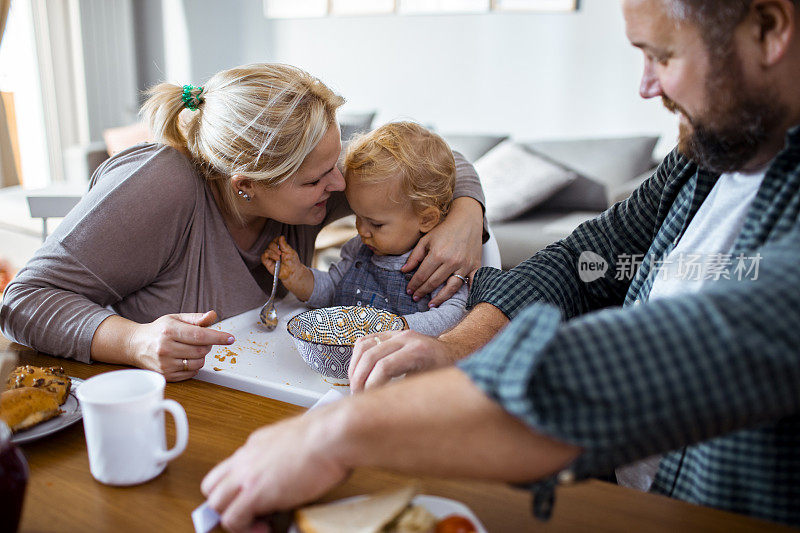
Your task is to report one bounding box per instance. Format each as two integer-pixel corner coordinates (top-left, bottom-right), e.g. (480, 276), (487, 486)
(140, 83), (194, 150)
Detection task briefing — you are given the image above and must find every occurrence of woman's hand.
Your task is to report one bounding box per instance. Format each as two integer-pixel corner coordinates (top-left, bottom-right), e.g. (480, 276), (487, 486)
(348, 330), (465, 393)
(125, 310), (235, 381)
(402, 197), (483, 306)
(201, 408), (350, 533)
(261, 236), (314, 301)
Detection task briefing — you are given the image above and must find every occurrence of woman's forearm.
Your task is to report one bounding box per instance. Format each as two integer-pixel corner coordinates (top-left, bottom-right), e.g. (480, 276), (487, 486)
(0, 280), (116, 364)
(448, 196), (484, 231)
(452, 151), (486, 208)
(90, 315), (139, 365)
(90, 311), (234, 381)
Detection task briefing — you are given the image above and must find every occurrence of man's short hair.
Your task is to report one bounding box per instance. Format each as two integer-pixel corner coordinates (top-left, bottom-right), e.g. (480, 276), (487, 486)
(664, 0), (799, 49)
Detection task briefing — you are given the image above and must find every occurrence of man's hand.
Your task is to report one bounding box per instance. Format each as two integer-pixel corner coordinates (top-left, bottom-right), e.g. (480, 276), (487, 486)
(402, 197), (483, 306)
(349, 330), (469, 393)
(201, 407), (350, 533)
(125, 310), (234, 381)
(202, 368), (581, 533)
(348, 303), (510, 393)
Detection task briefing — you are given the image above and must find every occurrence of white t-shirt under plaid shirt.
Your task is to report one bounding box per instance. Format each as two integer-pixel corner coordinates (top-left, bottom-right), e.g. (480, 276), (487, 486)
(616, 166), (767, 492)
(648, 166), (767, 300)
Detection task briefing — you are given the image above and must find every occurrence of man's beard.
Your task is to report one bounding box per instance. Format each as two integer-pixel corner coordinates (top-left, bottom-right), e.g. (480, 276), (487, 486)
(664, 49), (786, 174)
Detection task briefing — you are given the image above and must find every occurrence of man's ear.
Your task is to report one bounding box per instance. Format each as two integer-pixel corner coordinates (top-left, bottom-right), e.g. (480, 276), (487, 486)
(748, 0), (795, 66)
(418, 206), (441, 233)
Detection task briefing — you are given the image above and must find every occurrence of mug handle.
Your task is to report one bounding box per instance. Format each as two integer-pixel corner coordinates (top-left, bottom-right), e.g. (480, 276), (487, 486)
(154, 399), (189, 463)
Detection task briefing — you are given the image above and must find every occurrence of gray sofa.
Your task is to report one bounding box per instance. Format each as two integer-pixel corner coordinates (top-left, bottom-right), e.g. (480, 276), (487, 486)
(441, 134), (660, 268)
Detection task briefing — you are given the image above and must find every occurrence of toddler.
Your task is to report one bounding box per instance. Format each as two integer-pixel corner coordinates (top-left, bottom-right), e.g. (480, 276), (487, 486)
(261, 121), (467, 336)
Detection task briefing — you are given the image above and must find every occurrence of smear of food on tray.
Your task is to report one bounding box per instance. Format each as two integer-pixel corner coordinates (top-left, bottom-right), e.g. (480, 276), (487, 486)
(294, 485), (478, 533)
(0, 366), (72, 433)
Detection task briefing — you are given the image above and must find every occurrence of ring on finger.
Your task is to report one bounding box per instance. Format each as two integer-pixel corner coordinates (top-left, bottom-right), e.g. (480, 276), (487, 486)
(182, 358), (189, 372)
(374, 336), (382, 346)
(452, 274), (468, 285)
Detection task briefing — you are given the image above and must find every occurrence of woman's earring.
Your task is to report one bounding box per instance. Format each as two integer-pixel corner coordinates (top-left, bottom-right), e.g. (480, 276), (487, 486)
(237, 189), (252, 202)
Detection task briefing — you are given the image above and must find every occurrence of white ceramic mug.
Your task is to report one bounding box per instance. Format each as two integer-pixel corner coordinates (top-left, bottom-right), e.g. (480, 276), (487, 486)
(76, 369), (189, 486)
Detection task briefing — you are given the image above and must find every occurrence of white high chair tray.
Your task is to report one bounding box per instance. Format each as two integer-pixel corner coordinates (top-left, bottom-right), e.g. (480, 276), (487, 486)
(196, 296), (342, 407)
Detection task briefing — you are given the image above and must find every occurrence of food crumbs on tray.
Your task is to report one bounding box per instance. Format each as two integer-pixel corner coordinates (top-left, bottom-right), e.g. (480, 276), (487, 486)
(231, 357), (237, 364)
(216, 346), (238, 362)
(213, 367), (223, 371)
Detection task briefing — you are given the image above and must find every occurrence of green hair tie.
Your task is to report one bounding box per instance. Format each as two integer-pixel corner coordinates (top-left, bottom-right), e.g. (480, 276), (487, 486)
(181, 84), (204, 111)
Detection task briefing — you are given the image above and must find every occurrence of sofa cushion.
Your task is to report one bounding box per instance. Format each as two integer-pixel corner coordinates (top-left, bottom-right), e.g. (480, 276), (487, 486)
(440, 133), (509, 163)
(522, 135), (658, 207)
(523, 135), (658, 186)
(474, 140), (578, 223)
(491, 211), (599, 268)
(538, 175), (608, 212)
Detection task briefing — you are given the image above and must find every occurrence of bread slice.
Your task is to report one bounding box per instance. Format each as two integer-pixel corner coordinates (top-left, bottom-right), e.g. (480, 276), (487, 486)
(295, 485), (417, 533)
(0, 386), (62, 433)
(7, 365), (72, 405)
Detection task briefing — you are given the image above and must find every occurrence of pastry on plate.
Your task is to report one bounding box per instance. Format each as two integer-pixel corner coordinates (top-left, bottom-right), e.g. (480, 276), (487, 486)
(0, 386), (62, 433)
(7, 365), (72, 405)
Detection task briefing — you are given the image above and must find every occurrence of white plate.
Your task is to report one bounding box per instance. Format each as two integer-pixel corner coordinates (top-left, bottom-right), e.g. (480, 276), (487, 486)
(11, 376), (84, 445)
(288, 494), (487, 533)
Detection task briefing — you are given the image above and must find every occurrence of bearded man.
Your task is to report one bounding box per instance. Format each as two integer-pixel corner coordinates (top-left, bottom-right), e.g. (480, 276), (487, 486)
(203, 1), (800, 531)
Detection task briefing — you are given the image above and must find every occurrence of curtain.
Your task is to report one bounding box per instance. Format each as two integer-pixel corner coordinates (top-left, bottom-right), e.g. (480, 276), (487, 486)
(0, 0), (20, 188)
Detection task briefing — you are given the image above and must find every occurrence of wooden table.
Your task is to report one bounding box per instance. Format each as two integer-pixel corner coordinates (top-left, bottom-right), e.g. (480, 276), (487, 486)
(3, 339), (792, 532)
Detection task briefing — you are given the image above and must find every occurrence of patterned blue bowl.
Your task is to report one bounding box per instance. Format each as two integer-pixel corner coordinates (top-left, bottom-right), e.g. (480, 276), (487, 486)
(286, 306), (405, 380)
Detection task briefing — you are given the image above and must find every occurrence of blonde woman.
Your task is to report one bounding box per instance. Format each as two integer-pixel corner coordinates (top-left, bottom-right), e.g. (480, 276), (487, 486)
(0, 63), (485, 381)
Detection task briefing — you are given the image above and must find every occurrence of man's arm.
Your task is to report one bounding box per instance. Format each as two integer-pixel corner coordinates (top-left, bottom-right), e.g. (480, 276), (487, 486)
(348, 302), (509, 392)
(401, 283), (468, 337)
(201, 368), (580, 532)
(337, 369), (579, 478)
(439, 302), (510, 354)
(461, 224), (800, 486)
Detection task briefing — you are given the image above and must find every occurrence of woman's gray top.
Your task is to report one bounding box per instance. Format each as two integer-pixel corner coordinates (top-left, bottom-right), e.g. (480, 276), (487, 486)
(0, 143), (484, 363)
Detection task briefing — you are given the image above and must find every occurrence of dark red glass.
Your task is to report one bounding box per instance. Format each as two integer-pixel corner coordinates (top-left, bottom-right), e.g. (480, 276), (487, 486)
(0, 423), (28, 533)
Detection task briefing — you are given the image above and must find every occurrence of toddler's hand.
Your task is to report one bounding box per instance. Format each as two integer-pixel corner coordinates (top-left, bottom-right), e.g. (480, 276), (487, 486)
(261, 236), (301, 280)
(260, 236), (315, 301)
(260, 238), (281, 275)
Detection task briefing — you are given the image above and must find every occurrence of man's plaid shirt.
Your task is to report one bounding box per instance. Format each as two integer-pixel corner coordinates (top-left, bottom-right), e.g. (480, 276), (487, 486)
(459, 128), (800, 526)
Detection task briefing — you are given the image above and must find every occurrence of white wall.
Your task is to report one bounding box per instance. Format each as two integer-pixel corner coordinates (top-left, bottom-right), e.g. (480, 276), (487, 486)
(136, 0), (679, 158)
(260, 1), (678, 157)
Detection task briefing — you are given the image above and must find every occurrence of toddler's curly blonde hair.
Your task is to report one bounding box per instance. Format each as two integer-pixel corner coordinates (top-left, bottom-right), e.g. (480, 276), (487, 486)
(344, 122), (455, 217)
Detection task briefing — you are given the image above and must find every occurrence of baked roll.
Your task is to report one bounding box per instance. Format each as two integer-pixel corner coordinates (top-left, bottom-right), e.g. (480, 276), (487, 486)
(7, 365), (72, 405)
(0, 387), (62, 433)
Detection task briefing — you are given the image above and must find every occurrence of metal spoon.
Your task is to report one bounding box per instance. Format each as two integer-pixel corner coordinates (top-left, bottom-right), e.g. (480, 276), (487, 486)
(259, 259), (281, 330)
